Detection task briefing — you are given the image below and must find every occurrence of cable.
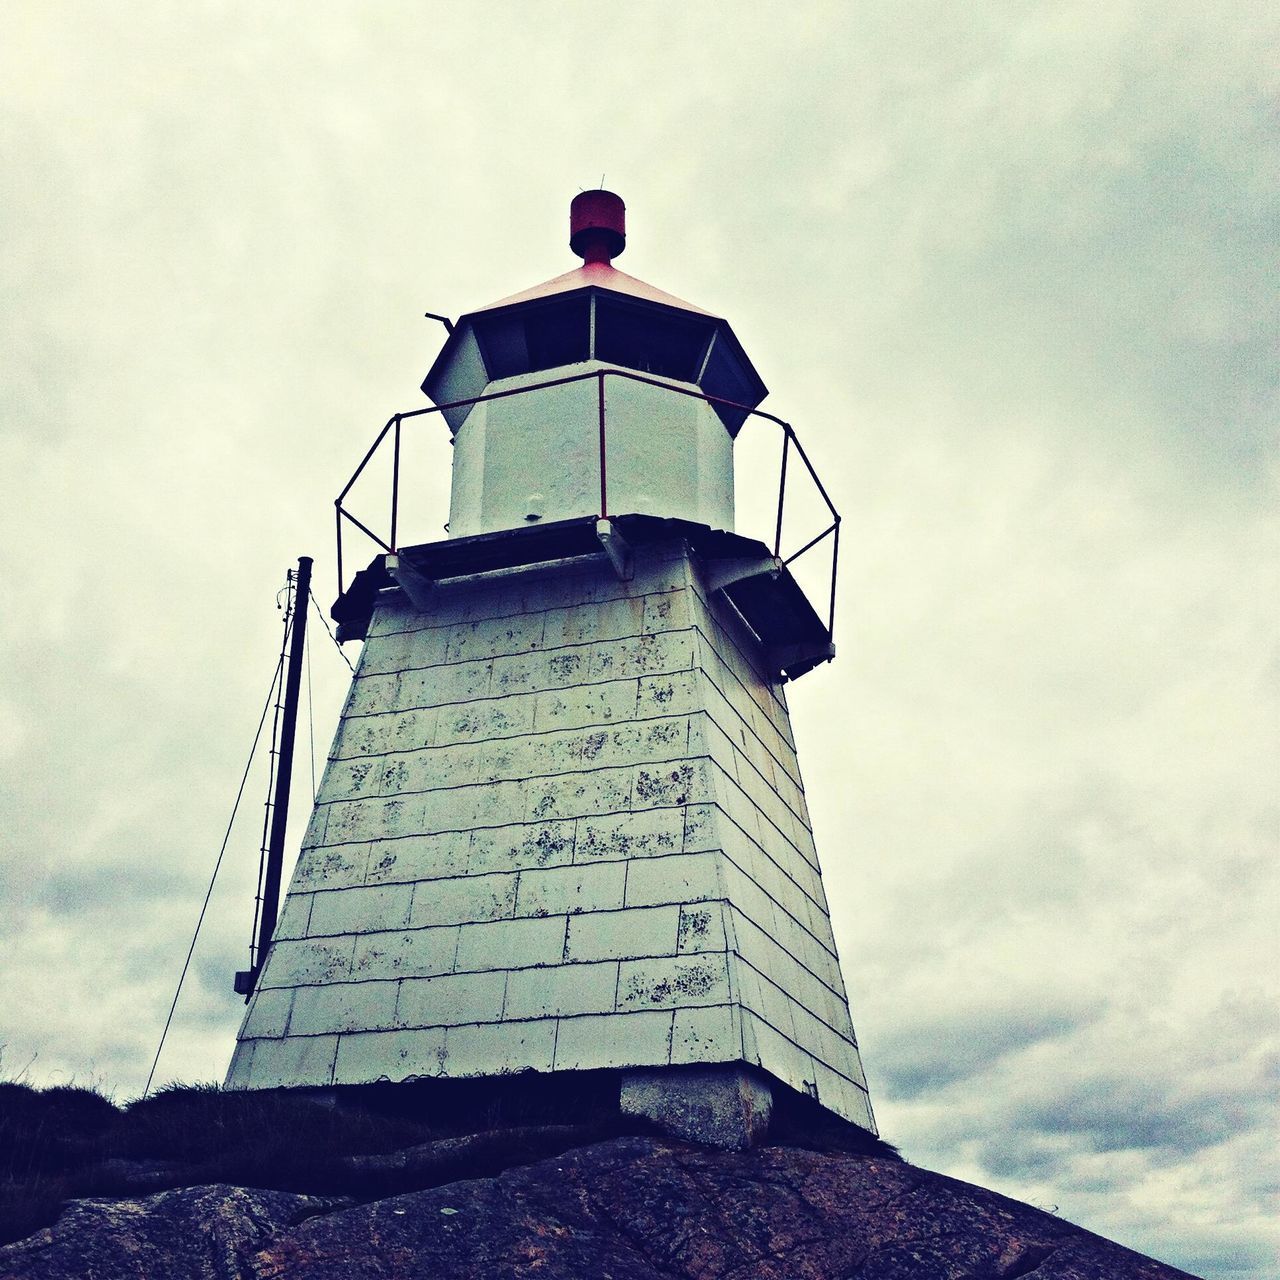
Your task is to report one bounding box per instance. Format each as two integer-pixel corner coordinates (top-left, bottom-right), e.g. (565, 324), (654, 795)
(309, 588), (356, 674)
(141, 649), (285, 1100)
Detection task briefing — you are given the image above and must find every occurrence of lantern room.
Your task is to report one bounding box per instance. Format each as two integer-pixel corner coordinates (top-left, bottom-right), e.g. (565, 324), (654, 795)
(423, 191), (767, 539)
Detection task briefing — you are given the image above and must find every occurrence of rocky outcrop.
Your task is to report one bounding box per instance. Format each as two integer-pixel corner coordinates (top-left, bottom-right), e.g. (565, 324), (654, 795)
(0, 1184), (344, 1280)
(0, 1136), (1199, 1280)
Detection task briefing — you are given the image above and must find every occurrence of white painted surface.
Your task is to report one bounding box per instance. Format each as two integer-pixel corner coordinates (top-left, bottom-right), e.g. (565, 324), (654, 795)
(447, 364), (735, 537)
(226, 543), (873, 1132)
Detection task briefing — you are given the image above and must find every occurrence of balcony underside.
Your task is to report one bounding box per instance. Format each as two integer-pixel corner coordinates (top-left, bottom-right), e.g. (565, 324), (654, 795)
(332, 514), (834, 682)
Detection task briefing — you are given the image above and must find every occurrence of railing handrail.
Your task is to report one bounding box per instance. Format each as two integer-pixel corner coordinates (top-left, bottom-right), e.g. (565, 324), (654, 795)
(334, 367), (841, 638)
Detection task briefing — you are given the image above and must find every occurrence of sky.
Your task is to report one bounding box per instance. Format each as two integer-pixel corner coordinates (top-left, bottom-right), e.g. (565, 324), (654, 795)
(2, 2), (1277, 1276)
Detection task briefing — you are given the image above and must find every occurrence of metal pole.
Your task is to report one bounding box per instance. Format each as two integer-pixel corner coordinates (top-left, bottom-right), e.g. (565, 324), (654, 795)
(255, 555), (312, 975)
(828, 520), (840, 637)
(774, 430), (790, 557)
(597, 371), (608, 518)
(335, 504), (344, 596)
(391, 416), (402, 552)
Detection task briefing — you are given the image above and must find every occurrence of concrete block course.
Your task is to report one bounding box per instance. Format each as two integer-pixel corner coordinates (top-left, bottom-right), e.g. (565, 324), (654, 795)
(333, 1027), (446, 1084)
(624, 851), (722, 908)
(671, 1005), (740, 1065)
(532, 678), (639, 734)
(635, 669), (702, 720)
(676, 901), (729, 954)
(563, 905), (681, 963)
(398, 970), (506, 1029)
(503, 959), (619, 1020)
(696, 671), (800, 791)
(552, 1010), (675, 1071)
(514, 859), (626, 918)
(468, 820), (576, 877)
(445, 609), (546, 665)
(739, 1010), (822, 1100)
(453, 915), (568, 973)
(717, 859), (840, 988)
(260, 936), (356, 989)
(444, 1018), (557, 1076)
(618, 952), (731, 1012)
(632, 757), (715, 809)
(326, 708), (433, 763)
(350, 926), (460, 982)
(227, 546), (872, 1135)
(728, 908), (852, 1034)
(233, 1034), (339, 1089)
(574, 808), (683, 862)
(808, 1052), (875, 1127)
(289, 979), (399, 1037)
(588, 630), (697, 683)
(307, 882), (414, 938)
(406, 871), (517, 928)
(696, 631), (794, 755)
(541, 593), (644, 649)
(272, 891), (314, 941)
(299, 804), (331, 852)
(435, 694), (537, 746)
(358, 626), (449, 677)
(362, 830), (472, 886)
(522, 765), (634, 824)
(240, 986), (295, 1040)
(711, 816), (824, 937)
(289, 842), (369, 892)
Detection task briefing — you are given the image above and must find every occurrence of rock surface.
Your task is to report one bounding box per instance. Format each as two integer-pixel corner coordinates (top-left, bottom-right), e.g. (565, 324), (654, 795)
(0, 1137), (1199, 1280)
(0, 1184), (345, 1280)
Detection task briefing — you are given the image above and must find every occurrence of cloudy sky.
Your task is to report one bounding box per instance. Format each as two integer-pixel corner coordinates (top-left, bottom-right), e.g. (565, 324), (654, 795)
(3, 2), (1276, 1275)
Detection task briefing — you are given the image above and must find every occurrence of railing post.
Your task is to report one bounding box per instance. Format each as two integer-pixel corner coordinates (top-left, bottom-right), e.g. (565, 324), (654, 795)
(774, 429), (791, 557)
(391, 415), (402, 552)
(335, 502), (344, 596)
(597, 370), (608, 519)
(829, 519), (841, 636)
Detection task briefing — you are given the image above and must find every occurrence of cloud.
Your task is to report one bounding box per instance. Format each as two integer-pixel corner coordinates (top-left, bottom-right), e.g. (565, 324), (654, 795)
(875, 999), (1098, 1099)
(2, 2), (1276, 1275)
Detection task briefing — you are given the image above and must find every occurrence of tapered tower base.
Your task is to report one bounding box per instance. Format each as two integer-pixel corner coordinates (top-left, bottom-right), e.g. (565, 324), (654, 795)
(226, 527), (873, 1137)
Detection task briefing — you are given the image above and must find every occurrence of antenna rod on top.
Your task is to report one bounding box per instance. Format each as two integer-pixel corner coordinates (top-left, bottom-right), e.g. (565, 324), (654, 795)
(254, 555), (313, 977)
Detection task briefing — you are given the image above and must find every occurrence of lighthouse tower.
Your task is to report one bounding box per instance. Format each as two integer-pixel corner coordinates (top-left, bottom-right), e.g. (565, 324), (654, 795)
(226, 192), (874, 1146)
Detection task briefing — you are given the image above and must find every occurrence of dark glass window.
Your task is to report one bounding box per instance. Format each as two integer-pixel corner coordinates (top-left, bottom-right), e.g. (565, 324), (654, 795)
(473, 296), (590, 380)
(595, 297), (715, 383)
(700, 336), (758, 434)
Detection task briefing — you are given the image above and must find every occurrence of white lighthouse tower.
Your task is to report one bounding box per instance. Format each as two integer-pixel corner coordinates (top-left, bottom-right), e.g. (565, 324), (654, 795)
(226, 192), (874, 1147)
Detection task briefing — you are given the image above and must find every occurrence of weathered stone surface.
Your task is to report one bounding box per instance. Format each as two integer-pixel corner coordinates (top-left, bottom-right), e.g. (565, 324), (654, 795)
(252, 1138), (1198, 1279)
(0, 1184), (343, 1280)
(620, 1065), (773, 1149)
(229, 545), (871, 1129)
(0, 1137), (1200, 1280)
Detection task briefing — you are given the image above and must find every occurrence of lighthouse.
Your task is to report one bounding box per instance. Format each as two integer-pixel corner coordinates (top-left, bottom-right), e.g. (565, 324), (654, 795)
(225, 192), (874, 1147)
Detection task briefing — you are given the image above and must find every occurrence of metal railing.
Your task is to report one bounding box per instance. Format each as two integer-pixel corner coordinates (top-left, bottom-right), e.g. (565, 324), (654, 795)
(335, 368), (842, 636)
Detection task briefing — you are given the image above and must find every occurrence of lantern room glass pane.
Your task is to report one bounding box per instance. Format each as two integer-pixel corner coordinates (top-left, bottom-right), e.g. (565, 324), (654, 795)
(474, 297), (590, 380)
(700, 336), (755, 434)
(594, 297), (715, 384)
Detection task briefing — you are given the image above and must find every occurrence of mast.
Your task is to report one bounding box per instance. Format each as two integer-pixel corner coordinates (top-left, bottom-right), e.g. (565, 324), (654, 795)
(235, 555), (312, 997)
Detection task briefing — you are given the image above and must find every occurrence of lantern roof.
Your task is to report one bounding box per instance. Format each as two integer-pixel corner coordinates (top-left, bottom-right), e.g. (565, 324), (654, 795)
(476, 260), (714, 318)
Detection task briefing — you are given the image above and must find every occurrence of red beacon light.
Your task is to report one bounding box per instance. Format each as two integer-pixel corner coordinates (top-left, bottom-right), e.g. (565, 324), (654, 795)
(569, 189), (626, 264)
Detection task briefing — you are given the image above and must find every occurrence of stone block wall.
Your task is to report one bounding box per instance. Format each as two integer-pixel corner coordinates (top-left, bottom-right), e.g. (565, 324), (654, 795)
(225, 540), (873, 1132)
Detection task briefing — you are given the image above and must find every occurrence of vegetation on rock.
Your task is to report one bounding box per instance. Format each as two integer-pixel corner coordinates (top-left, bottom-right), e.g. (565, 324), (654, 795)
(0, 1072), (894, 1249)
